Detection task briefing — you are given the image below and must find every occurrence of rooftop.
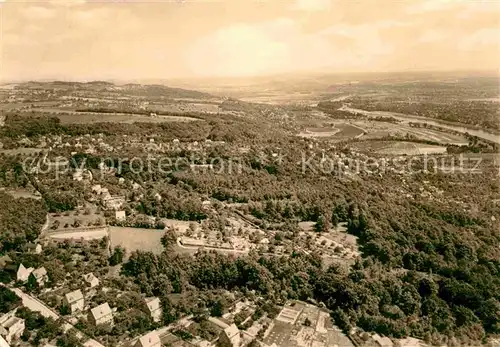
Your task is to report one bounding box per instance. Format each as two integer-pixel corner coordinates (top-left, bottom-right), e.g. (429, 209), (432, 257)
(90, 303), (112, 321)
(137, 331), (160, 347)
(145, 297), (161, 312)
(224, 323), (240, 339)
(32, 267), (47, 279)
(65, 289), (84, 304)
(83, 273), (99, 283)
(1, 317), (22, 329)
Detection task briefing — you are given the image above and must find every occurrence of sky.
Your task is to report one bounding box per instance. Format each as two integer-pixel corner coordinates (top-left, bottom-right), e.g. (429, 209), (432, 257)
(1, 0), (499, 81)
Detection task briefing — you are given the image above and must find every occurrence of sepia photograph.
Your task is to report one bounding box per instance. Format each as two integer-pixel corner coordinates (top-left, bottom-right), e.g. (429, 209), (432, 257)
(0, 1), (499, 347)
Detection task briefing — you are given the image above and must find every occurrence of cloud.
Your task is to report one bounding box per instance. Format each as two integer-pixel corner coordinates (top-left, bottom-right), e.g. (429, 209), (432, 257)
(319, 22), (395, 57)
(405, 0), (461, 14)
(20, 5), (55, 19)
(458, 28), (500, 50)
(187, 19), (294, 77)
(418, 29), (449, 43)
(457, 1), (500, 18)
(186, 17), (400, 77)
(291, 0), (331, 12)
(406, 0), (499, 15)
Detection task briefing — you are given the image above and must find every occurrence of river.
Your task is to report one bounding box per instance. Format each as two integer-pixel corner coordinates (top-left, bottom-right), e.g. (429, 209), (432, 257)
(341, 106), (500, 144)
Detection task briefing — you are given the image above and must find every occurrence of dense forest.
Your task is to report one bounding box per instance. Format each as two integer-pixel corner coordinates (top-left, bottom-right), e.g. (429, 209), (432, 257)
(0, 192), (47, 252)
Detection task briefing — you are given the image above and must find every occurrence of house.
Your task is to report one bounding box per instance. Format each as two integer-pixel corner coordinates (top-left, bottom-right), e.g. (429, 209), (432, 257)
(63, 290), (84, 313)
(219, 324), (240, 347)
(29, 267), (48, 287)
(91, 185), (102, 194)
(144, 297), (162, 323)
(16, 264), (34, 283)
(259, 238), (270, 245)
(83, 273), (99, 288)
(115, 210), (126, 222)
(135, 331), (161, 347)
(0, 256), (13, 270)
(104, 196), (125, 211)
(73, 170), (83, 181)
(373, 334), (394, 347)
(22, 243), (42, 255)
(0, 335), (9, 347)
(0, 315), (25, 344)
(89, 303), (113, 326)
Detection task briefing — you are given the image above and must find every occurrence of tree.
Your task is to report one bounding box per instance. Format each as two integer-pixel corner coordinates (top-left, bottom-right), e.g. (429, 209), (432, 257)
(26, 274), (39, 293)
(331, 213), (339, 227)
(0, 287), (21, 313)
(210, 300), (225, 317)
(57, 330), (82, 347)
(109, 246), (126, 266)
(161, 229), (178, 250)
(71, 219), (81, 228)
(314, 215), (329, 233)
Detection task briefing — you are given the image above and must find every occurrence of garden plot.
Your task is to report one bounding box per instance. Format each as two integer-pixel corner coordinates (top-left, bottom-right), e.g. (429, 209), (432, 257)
(48, 206), (104, 231)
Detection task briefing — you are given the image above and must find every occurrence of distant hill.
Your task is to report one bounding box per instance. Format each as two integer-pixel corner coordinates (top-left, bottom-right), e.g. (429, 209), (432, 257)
(119, 83), (213, 99)
(13, 81), (214, 99)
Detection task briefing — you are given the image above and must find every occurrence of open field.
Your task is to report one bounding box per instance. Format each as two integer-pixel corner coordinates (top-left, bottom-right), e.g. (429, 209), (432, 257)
(150, 102), (220, 114)
(347, 120), (468, 145)
(109, 226), (165, 257)
(23, 109), (201, 124)
(302, 109), (469, 145)
(352, 140), (448, 155)
(0, 147), (44, 156)
(298, 122), (364, 140)
(1, 188), (42, 199)
(342, 106), (499, 144)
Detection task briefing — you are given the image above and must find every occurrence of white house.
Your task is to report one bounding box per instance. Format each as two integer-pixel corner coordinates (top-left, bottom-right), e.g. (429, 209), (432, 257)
(16, 264), (34, 283)
(22, 243), (42, 255)
(83, 273), (99, 288)
(30, 267), (48, 287)
(73, 170), (83, 181)
(91, 185), (102, 194)
(144, 297), (162, 323)
(89, 303), (113, 326)
(115, 210), (126, 222)
(219, 324), (240, 347)
(373, 334), (394, 347)
(64, 290), (84, 313)
(0, 335), (9, 347)
(0, 314), (25, 344)
(135, 331), (161, 347)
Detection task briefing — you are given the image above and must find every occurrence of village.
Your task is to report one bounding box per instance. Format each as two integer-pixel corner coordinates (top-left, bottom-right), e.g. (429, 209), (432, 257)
(0, 251), (433, 347)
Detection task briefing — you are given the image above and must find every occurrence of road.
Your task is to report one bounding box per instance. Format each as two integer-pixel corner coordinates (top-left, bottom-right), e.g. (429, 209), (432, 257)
(8, 285), (196, 347)
(37, 213), (51, 240)
(9, 287), (106, 347)
(11, 288), (59, 320)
